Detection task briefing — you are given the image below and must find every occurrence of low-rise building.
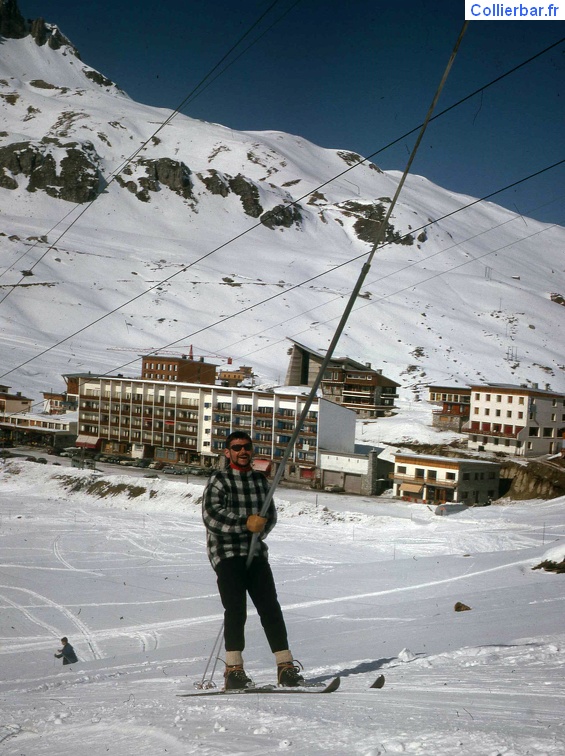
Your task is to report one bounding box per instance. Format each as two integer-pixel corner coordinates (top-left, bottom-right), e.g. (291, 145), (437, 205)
(0, 410), (77, 450)
(319, 445), (393, 495)
(42, 391), (77, 415)
(391, 453), (500, 505)
(218, 365), (254, 387)
(427, 384), (471, 432)
(0, 388), (33, 415)
(464, 383), (565, 457)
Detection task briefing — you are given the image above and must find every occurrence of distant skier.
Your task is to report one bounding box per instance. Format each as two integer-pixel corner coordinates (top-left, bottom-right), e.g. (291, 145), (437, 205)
(54, 637), (78, 665)
(202, 430), (305, 690)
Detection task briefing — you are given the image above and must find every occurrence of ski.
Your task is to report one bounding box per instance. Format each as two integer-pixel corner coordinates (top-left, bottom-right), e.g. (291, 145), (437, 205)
(177, 675), (341, 697)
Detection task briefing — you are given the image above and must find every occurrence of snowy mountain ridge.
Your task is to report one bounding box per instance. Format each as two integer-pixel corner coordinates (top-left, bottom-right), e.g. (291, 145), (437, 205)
(0, 6), (564, 402)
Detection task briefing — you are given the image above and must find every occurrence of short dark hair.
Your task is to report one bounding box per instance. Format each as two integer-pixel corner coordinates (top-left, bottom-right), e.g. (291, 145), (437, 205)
(225, 430), (252, 448)
(61, 637), (68, 643)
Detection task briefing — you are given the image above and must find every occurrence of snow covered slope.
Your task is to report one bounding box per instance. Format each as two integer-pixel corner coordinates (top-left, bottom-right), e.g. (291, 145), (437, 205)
(1, 18), (564, 402)
(1, 461), (564, 755)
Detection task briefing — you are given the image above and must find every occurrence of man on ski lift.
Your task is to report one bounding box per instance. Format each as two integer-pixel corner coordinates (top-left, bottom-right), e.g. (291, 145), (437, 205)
(202, 430), (304, 689)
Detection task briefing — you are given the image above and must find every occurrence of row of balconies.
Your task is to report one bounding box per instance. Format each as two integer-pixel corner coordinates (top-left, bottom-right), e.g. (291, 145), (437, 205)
(391, 472), (457, 488)
(80, 393), (200, 408)
(463, 422), (523, 439)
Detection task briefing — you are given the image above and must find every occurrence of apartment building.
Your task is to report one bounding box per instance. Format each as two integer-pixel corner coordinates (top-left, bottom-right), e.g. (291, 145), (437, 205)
(285, 339), (399, 417)
(427, 384), (471, 432)
(141, 354), (216, 384)
(464, 383), (565, 457)
(392, 453), (500, 505)
(74, 375), (356, 479)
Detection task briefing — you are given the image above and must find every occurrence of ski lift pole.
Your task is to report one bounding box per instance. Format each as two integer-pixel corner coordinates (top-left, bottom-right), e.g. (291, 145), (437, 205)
(247, 259), (371, 565)
(247, 20), (469, 565)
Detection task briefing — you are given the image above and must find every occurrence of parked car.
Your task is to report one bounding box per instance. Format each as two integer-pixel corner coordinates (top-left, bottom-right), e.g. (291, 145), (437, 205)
(148, 461), (165, 470)
(187, 466), (208, 476)
(163, 466), (188, 475)
(133, 459), (151, 468)
(119, 459), (135, 466)
(34, 457), (48, 464)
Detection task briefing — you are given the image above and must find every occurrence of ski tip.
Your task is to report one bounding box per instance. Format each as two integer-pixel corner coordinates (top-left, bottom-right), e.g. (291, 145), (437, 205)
(370, 674), (385, 689)
(326, 675), (341, 692)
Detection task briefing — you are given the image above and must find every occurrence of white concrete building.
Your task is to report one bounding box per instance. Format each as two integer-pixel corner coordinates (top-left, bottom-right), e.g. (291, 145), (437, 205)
(74, 375), (356, 480)
(464, 383), (565, 457)
(392, 453), (500, 505)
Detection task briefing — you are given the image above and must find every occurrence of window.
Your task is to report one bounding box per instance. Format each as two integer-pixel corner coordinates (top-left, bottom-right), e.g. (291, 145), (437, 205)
(415, 468), (425, 479)
(528, 427), (539, 437)
(397, 465), (407, 474)
(446, 472), (456, 480)
(506, 411), (512, 418)
(496, 395), (502, 402)
(485, 408), (490, 416)
(543, 428), (553, 438)
(485, 394), (491, 401)
(427, 470), (437, 481)
(495, 410), (501, 417)
(462, 472), (470, 480)
(507, 396), (513, 403)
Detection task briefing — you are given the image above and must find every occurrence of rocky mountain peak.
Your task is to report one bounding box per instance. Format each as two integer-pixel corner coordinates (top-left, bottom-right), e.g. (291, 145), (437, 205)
(0, 0), (79, 56)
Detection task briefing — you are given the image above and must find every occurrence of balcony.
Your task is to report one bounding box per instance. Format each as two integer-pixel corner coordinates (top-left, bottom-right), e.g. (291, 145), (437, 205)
(391, 472), (457, 489)
(463, 423), (523, 439)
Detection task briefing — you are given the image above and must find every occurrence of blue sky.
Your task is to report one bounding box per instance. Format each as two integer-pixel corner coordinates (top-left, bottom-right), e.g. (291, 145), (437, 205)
(19, 0), (565, 225)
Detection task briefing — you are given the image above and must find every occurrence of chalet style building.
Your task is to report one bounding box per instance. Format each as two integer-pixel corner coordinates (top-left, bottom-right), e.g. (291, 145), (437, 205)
(427, 385), (471, 432)
(72, 371), (356, 483)
(464, 383), (565, 457)
(0, 386), (33, 415)
(285, 340), (399, 417)
(392, 453), (500, 505)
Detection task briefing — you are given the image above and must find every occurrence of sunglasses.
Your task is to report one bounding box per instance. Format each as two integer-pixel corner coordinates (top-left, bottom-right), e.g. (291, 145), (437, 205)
(229, 442), (252, 452)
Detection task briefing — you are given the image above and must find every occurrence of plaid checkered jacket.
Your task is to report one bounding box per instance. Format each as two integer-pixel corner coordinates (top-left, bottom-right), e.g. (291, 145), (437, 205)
(202, 467), (277, 569)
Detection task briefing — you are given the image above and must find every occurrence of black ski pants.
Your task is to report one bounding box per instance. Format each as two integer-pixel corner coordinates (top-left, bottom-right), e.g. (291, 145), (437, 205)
(215, 556), (289, 653)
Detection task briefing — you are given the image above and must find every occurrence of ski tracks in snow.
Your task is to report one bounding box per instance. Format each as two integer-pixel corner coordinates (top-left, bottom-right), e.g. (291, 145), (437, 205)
(0, 585), (103, 660)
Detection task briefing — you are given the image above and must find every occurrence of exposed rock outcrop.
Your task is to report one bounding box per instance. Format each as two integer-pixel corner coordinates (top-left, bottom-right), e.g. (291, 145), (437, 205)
(338, 200), (414, 247)
(227, 174), (263, 217)
(0, 138), (102, 202)
(500, 459), (565, 500)
(260, 203), (302, 229)
(0, 0), (26, 38)
(115, 157), (194, 203)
